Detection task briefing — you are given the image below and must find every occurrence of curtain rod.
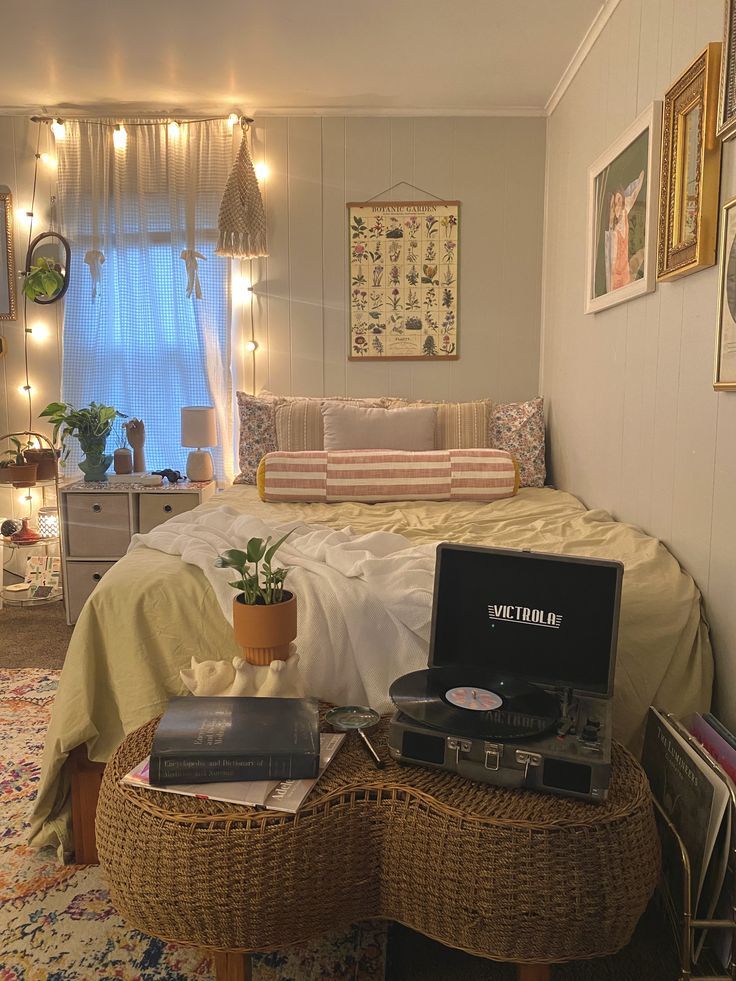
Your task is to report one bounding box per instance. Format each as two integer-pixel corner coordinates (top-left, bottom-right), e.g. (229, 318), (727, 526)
(29, 113), (255, 126)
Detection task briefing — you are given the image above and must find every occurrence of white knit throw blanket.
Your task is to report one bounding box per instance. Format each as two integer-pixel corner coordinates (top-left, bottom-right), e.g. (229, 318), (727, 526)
(130, 506), (436, 711)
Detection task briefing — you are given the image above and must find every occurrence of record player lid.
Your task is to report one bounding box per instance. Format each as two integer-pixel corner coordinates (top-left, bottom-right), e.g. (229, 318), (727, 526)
(429, 544), (623, 697)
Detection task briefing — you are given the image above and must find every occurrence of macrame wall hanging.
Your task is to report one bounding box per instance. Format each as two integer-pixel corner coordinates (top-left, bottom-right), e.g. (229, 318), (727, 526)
(216, 118), (268, 259)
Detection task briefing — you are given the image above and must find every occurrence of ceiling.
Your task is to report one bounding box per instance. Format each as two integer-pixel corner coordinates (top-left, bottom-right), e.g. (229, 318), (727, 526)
(0, 0), (605, 115)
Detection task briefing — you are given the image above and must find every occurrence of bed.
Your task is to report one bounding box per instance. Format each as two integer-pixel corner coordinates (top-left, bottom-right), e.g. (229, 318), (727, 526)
(30, 484), (713, 858)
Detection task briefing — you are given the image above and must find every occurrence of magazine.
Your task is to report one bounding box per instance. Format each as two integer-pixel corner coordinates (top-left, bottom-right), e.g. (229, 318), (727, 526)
(688, 713), (736, 784)
(642, 708), (731, 962)
(121, 732), (345, 813)
(686, 712), (736, 969)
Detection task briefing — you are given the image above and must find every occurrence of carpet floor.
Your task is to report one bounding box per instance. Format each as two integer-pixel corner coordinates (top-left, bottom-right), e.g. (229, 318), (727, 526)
(1, 610), (681, 980)
(0, 599), (72, 669)
(0, 668), (386, 980)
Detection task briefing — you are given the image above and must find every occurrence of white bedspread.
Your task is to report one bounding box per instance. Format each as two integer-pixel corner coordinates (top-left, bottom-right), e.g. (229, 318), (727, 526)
(131, 508), (435, 711)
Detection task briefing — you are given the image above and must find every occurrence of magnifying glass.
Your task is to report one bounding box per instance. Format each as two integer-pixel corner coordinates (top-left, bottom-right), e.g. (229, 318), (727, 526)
(325, 705), (384, 769)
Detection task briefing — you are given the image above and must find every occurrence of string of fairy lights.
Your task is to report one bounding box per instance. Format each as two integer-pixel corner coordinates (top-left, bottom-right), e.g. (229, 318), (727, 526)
(9, 110), (267, 512)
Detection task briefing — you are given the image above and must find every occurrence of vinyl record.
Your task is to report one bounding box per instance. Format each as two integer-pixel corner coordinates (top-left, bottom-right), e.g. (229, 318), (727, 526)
(389, 666), (559, 740)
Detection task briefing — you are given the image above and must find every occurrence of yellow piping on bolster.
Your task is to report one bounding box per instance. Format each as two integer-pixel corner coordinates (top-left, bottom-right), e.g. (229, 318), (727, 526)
(512, 456), (520, 495)
(256, 456), (267, 500)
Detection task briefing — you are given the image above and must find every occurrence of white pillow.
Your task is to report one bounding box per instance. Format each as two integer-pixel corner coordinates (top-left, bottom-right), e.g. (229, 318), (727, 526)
(321, 402), (437, 451)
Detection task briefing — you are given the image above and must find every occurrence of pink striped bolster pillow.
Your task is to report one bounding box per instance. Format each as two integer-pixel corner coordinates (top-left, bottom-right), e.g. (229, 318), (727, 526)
(257, 449), (519, 503)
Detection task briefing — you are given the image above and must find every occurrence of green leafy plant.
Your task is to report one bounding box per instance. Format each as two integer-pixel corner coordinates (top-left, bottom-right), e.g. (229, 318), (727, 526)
(2, 437), (33, 465)
(215, 532), (293, 605)
(39, 401), (126, 459)
(22, 257), (65, 301)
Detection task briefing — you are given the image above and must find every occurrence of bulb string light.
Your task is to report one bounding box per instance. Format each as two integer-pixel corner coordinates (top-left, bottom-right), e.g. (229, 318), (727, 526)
(18, 121), (44, 436)
(32, 112), (254, 131)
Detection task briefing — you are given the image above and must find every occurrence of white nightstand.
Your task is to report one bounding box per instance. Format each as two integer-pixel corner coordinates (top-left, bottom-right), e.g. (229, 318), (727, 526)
(60, 479), (215, 625)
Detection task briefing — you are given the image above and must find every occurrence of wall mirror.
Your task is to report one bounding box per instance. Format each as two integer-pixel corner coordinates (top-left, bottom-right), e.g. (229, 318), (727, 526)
(24, 230), (71, 305)
(0, 188), (17, 320)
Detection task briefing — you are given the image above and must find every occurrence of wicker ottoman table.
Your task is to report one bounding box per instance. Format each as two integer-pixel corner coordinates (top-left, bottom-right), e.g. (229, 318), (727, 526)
(96, 714), (660, 981)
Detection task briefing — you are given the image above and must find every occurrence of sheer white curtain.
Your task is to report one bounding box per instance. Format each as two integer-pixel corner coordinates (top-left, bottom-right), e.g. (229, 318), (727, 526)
(56, 118), (233, 480)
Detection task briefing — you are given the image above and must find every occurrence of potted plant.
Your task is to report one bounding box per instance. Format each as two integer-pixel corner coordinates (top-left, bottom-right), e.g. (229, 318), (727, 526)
(23, 445), (60, 480)
(2, 437), (37, 487)
(39, 401), (127, 482)
(215, 532), (296, 665)
(22, 256), (65, 302)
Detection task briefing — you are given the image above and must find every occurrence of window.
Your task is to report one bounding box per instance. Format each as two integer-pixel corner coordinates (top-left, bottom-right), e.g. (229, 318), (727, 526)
(57, 119), (232, 478)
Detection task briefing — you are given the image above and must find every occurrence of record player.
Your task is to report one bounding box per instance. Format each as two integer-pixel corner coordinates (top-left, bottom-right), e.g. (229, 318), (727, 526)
(388, 544), (624, 802)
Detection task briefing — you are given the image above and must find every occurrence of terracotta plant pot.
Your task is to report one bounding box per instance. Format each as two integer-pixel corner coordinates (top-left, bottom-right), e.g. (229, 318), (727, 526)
(24, 448), (59, 481)
(114, 447), (133, 474)
(232, 591), (297, 665)
(8, 462), (38, 488)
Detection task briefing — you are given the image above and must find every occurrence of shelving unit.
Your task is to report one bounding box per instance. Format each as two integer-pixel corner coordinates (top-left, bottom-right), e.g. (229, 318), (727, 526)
(59, 478), (214, 624)
(0, 432), (63, 611)
(653, 713), (736, 980)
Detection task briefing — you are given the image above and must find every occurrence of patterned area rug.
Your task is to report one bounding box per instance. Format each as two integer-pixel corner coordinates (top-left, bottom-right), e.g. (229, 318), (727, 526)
(0, 668), (386, 980)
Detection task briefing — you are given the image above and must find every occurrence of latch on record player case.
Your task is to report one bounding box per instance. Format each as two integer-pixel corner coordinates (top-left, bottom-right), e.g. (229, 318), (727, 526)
(484, 742), (502, 771)
(447, 737), (471, 764)
(515, 749), (542, 780)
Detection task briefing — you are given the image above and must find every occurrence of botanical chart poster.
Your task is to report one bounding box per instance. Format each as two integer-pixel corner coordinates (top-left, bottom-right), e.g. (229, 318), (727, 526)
(348, 201), (459, 360)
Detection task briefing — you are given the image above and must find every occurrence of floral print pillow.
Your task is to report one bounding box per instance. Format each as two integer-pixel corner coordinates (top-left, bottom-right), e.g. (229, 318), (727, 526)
(489, 397), (546, 487)
(234, 393), (278, 484)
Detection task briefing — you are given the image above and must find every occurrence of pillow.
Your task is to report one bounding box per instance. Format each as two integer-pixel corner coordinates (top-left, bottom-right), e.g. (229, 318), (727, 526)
(322, 402), (437, 451)
(234, 393), (277, 484)
(258, 449), (519, 503)
(273, 395), (386, 452)
(383, 398), (491, 449)
(489, 397), (546, 487)
(234, 391), (384, 482)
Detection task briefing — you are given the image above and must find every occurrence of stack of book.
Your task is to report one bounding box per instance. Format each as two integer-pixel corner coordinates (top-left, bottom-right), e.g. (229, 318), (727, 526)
(122, 696), (345, 814)
(642, 707), (736, 968)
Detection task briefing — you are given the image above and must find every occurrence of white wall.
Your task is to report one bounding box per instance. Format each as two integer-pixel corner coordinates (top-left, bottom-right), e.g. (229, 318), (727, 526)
(236, 116), (546, 403)
(542, 0), (736, 726)
(1, 114), (546, 483)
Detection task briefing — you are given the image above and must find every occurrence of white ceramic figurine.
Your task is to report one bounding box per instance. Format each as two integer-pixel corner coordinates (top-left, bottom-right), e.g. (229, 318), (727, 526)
(180, 646), (305, 699)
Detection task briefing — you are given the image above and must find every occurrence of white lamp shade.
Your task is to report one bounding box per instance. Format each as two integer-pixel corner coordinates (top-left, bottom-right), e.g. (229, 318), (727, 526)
(181, 406), (218, 448)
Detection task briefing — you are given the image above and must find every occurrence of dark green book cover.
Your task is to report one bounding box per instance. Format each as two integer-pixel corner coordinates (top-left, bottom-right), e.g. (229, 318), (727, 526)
(149, 696), (320, 786)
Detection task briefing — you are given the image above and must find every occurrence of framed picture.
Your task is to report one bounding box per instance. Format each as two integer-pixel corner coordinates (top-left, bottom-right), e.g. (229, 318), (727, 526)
(584, 104), (662, 314)
(658, 43), (722, 281)
(347, 200), (459, 360)
(0, 188), (17, 321)
(714, 196), (736, 390)
(717, 0), (736, 139)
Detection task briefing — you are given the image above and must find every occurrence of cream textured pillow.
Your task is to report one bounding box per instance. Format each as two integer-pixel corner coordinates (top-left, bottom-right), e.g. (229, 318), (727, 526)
(322, 402), (438, 451)
(273, 395), (385, 452)
(383, 398), (491, 449)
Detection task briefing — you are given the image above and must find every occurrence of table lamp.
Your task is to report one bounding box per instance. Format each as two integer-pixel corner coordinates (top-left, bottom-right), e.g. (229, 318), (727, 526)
(181, 406), (217, 482)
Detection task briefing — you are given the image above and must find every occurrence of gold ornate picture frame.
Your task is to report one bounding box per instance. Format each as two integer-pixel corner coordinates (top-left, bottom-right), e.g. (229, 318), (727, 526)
(714, 196), (736, 390)
(658, 43), (722, 281)
(717, 0), (736, 139)
(0, 188), (17, 321)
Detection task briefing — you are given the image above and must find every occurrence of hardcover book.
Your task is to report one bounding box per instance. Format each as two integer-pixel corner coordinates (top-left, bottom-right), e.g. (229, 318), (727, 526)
(149, 696), (320, 786)
(123, 732), (345, 813)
